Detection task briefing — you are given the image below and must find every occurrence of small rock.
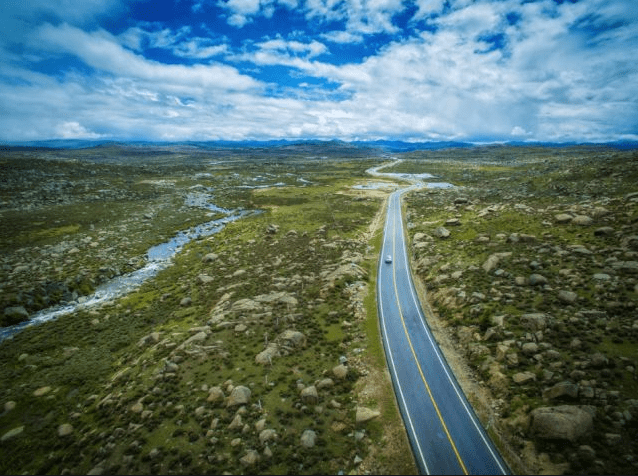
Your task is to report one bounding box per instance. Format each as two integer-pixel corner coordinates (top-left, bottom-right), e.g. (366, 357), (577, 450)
(86, 465), (104, 475)
(58, 423), (74, 437)
(202, 253), (218, 263)
(529, 274), (548, 286)
(300, 429), (317, 448)
(207, 386), (225, 403)
(555, 213), (573, 224)
(4, 401), (16, 412)
(1, 426), (24, 441)
(316, 378), (335, 389)
(434, 226), (450, 239)
(259, 429), (277, 445)
(197, 274), (214, 284)
(228, 414), (243, 430)
(558, 290), (578, 303)
(543, 381), (579, 400)
(572, 215), (593, 226)
(356, 406), (380, 423)
(300, 385), (319, 405)
(332, 364), (348, 380)
(33, 386), (51, 397)
(521, 313), (547, 331)
(240, 450), (261, 466)
(512, 371), (536, 384)
(179, 297), (192, 307)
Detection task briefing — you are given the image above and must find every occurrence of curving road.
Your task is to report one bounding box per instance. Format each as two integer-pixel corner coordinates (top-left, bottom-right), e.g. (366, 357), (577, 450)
(377, 186), (510, 475)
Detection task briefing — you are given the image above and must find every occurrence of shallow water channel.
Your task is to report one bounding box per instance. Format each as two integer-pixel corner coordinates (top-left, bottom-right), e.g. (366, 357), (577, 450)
(367, 160), (454, 189)
(0, 193), (255, 342)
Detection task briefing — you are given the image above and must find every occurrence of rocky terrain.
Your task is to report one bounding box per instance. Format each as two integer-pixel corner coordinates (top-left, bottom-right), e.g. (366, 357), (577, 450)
(396, 146), (638, 474)
(0, 145), (416, 475)
(2, 143), (636, 475)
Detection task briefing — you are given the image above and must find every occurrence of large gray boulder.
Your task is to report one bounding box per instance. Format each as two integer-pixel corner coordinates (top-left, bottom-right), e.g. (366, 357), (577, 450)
(226, 386), (251, 407)
(520, 313), (547, 331)
(529, 405), (593, 442)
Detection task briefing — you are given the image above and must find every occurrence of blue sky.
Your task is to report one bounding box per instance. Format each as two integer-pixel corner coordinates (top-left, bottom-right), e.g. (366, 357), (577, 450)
(0, 0), (636, 142)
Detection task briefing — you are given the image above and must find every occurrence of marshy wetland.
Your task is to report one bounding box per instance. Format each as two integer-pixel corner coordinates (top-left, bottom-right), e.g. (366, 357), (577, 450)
(1, 143), (637, 475)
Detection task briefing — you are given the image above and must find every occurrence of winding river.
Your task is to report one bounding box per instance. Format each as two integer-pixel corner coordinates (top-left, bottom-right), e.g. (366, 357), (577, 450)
(0, 192), (256, 342)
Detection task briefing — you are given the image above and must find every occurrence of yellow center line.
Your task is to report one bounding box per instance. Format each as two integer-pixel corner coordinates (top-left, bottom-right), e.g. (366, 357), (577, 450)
(390, 196), (469, 475)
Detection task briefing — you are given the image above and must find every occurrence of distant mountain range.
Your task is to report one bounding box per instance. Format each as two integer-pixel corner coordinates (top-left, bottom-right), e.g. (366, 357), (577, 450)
(2, 138), (637, 152)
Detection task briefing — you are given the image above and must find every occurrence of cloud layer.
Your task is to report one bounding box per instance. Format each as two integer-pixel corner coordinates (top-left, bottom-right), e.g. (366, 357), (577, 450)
(0, 0), (636, 142)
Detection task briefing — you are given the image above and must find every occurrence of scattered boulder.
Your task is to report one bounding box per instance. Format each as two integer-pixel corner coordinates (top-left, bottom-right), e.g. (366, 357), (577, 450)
(316, 378), (335, 389)
(555, 213), (573, 224)
(434, 227), (450, 239)
(521, 342), (539, 355)
(300, 429), (317, 448)
(202, 253), (218, 263)
(543, 381), (579, 400)
(1, 426), (24, 442)
(240, 450), (261, 466)
(558, 290), (578, 303)
(512, 371), (536, 384)
(572, 215), (593, 226)
(276, 330), (306, 350)
(259, 429), (277, 446)
(521, 313), (548, 331)
(332, 364), (348, 380)
(33, 386), (51, 397)
(529, 274), (548, 286)
(529, 405), (593, 442)
(356, 406), (380, 424)
(227, 386), (251, 407)
(57, 423), (73, 437)
(197, 274), (214, 285)
(300, 385), (319, 405)
(255, 344), (280, 366)
(482, 252), (512, 273)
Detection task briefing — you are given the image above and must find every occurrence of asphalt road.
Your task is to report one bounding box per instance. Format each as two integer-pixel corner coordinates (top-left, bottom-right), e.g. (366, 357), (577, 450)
(378, 187), (510, 475)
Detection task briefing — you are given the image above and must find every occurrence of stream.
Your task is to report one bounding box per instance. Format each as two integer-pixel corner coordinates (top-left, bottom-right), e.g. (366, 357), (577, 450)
(0, 192), (255, 342)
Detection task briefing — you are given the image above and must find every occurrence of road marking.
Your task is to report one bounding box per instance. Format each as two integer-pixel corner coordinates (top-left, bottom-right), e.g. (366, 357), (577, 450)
(393, 190), (508, 475)
(377, 200), (431, 474)
(394, 192), (509, 475)
(389, 194), (469, 475)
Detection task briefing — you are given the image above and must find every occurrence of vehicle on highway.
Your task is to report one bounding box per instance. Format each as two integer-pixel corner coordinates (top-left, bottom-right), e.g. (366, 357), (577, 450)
(385, 255), (392, 263)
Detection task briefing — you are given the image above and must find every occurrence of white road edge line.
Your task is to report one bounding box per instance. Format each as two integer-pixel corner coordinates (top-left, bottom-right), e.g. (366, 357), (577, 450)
(378, 195), (431, 475)
(395, 188), (508, 475)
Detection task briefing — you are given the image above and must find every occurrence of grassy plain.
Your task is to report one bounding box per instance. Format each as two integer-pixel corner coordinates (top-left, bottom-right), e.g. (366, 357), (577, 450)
(0, 144), (416, 475)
